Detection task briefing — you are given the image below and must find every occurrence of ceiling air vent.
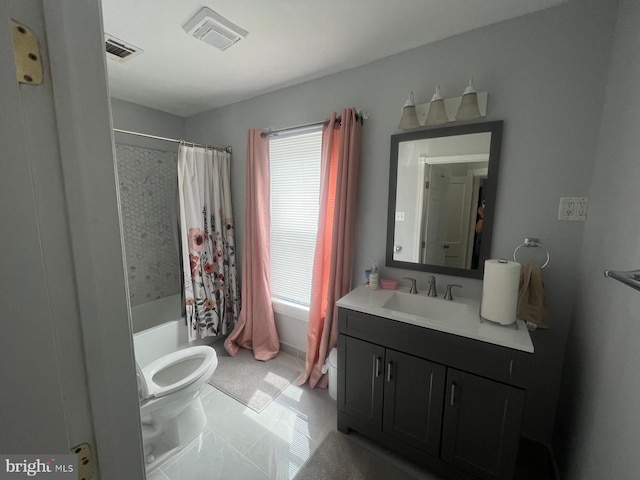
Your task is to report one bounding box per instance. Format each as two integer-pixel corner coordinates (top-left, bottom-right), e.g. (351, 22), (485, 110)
(105, 34), (143, 62)
(183, 7), (248, 51)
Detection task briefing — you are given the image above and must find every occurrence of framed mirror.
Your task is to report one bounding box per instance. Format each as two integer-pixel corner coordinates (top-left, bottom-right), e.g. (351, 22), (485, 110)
(386, 121), (503, 279)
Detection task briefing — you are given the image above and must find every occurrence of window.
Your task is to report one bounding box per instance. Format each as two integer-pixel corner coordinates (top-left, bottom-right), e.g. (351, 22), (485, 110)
(269, 130), (322, 308)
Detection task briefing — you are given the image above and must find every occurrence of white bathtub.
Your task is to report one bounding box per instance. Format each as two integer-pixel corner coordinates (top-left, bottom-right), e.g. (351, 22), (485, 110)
(132, 295), (219, 367)
(131, 294), (182, 334)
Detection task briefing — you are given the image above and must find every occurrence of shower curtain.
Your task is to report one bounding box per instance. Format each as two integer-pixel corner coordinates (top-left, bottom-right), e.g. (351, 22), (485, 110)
(177, 144), (240, 341)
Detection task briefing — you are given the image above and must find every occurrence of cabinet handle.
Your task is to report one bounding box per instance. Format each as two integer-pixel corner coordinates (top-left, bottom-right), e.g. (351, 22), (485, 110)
(387, 362), (393, 382)
(371, 354), (376, 378)
(372, 355), (382, 377)
(450, 383), (456, 406)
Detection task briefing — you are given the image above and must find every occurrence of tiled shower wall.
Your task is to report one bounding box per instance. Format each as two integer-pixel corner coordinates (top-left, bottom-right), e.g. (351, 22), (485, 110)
(115, 143), (181, 307)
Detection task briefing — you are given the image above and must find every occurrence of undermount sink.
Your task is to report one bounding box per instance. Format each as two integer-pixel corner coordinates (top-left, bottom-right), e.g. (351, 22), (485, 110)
(382, 292), (468, 321)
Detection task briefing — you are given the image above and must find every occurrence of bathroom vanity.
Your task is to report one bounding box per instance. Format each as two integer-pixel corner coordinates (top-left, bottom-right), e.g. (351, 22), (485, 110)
(336, 286), (533, 480)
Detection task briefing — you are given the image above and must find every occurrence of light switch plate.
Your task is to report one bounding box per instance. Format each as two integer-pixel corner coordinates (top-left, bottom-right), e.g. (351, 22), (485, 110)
(558, 196), (588, 221)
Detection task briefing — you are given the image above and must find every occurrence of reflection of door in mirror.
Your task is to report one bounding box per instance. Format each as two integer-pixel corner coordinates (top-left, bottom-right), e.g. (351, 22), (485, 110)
(422, 165), (447, 265)
(420, 167), (483, 268)
(443, 174), (473, 268)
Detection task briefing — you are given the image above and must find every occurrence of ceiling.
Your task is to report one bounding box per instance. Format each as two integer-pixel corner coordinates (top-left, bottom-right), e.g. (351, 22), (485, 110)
(101, 0), (568, 118)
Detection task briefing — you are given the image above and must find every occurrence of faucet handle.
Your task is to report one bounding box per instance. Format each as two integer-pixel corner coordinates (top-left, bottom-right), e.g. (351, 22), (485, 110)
(403, 277), (418, 294)
(427, 276), (437, 297)
(444, 284), (463, 301)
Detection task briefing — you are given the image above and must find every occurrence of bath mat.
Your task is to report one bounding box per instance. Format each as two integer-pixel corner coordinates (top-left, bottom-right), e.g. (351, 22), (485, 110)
(294, 431), (418, 480)
(208, 344), (302, 413)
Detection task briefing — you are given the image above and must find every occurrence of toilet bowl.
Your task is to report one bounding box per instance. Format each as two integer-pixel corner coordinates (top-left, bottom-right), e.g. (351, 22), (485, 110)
(136, 345), (218, 470)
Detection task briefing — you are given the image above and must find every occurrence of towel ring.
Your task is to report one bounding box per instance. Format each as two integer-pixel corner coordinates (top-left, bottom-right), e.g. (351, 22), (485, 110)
(513, 237), (550, 269)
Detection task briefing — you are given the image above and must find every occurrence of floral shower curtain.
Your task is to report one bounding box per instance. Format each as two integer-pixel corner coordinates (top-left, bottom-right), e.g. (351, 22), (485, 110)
(177, 144), (240, 341)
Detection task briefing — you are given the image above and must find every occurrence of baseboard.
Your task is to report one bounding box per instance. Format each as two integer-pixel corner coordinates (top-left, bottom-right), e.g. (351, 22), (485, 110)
(279, 342), (306, 360)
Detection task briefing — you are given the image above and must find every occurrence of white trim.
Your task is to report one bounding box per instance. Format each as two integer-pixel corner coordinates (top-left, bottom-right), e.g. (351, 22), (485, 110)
(272, 297), (310, 322)
(419, 153), (489, 164)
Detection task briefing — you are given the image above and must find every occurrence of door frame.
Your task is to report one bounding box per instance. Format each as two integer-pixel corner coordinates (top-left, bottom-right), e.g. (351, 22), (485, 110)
(42, 1), (145, 477)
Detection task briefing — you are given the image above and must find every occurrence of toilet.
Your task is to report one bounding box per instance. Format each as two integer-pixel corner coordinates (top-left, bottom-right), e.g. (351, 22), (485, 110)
(136, 345), (218, 469)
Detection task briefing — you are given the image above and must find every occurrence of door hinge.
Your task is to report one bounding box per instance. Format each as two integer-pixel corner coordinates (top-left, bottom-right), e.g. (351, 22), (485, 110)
(71, 443), (93, 480)
(425, 181), (430, 189)
(11, 20), (43, 85)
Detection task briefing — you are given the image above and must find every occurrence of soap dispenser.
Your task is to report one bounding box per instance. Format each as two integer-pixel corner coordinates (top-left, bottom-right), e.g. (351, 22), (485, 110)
(369, 262), (379, 290)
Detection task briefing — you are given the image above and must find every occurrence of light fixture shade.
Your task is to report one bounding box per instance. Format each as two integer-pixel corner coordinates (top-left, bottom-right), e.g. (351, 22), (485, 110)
(456, 78), (481, 121)
(426, 86), (448, 125)
(398, 91), (420, 130)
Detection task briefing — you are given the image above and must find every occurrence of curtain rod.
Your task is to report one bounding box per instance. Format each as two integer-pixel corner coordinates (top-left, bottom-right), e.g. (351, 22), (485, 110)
(113, 128), (232, 153)
(261, 111), (367, 138)
(260, 120), (325, 138)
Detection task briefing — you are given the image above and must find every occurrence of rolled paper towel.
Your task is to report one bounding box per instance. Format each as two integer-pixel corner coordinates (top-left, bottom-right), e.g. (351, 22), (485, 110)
(481, 259), (521, 325)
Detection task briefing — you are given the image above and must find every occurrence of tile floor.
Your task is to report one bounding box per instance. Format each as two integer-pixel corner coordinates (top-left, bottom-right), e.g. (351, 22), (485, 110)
(146, 350), (443, 480)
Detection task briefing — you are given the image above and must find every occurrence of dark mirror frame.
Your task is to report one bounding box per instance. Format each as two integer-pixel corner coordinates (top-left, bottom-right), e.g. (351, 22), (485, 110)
(385, 120), (504, 279)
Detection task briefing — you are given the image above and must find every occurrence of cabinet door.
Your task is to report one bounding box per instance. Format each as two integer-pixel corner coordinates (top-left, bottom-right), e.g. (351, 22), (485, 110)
(383, 349), (445, 456)
(441, 369), (525, 480)
(340, 335), (385, 429)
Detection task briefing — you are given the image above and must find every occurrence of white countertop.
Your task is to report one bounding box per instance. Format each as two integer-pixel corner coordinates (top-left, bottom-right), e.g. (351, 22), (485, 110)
(336, 286), (534, 353)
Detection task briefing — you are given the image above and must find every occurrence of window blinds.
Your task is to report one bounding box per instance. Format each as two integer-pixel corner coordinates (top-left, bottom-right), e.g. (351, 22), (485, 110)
(269, 130), (322, 306)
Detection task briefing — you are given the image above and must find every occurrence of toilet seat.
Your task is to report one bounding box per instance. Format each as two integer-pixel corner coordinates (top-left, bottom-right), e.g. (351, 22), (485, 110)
(139, 346), (217, 400)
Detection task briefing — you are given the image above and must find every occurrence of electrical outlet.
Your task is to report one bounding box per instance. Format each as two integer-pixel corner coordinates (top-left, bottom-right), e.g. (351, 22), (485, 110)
(395, 212), (405, 221)
(558, 196), (588, 221)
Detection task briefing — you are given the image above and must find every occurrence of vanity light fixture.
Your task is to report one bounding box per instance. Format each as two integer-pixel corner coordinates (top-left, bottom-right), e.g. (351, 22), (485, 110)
(425, 85), (449, 125)
(455, 78), (482, 121)
(398, 91), (420, 130)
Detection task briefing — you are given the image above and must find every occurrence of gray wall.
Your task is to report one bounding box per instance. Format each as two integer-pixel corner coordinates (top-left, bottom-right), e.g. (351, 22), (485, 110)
(111, 97), (186, 150)
(185, 0), (616, 445)
(555, 0), (640, 478)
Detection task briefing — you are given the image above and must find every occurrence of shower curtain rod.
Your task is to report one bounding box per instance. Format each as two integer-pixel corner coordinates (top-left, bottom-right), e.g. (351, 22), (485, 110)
(113, 128), (232, 153)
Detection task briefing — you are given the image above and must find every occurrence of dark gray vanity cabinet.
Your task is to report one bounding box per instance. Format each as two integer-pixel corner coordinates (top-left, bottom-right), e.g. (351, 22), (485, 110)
(339, 335), (445, 457)
(383, 348), (446, 456)
(340, 335), (384, 428)
(441, 369), (526, 479)
(337, 307), (532, 480)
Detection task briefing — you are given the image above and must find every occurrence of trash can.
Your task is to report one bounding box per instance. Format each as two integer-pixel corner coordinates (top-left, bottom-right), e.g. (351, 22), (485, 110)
(327, 347), (338, 400)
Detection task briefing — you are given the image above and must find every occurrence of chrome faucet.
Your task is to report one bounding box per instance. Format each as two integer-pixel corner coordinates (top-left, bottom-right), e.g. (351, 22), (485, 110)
(403, 277), (418, 294)
(427, 276), (437, 297)
(444, 284), (463, 301)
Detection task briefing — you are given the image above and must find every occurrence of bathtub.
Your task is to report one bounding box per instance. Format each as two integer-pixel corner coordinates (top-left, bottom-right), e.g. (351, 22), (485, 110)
(131, 294), (182, 334)
(132, 295), (219, 367)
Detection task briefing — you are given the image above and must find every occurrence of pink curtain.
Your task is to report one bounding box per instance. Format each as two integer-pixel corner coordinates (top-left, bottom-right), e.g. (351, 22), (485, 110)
(301, 108), (362, 388)
(224, 129), (280, 361)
